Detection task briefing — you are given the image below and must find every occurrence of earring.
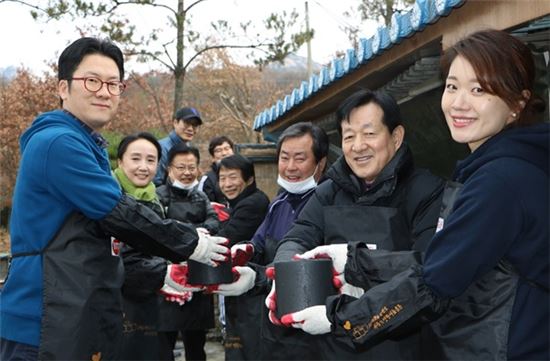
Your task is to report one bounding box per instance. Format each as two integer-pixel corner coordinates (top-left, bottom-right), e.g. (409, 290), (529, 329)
(511, 112), (517, 118)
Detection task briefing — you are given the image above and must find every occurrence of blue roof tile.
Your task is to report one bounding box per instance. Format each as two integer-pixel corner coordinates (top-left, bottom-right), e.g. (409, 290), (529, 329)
(253, 0), (466, 131)
(329, 58), (345, 81)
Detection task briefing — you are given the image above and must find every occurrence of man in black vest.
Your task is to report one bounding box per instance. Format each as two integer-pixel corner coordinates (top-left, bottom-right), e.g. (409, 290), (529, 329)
(269, 89), (444, 360)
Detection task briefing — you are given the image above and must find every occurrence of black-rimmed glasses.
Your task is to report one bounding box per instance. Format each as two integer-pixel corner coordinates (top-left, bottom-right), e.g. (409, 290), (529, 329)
(70, 77), (126, 96)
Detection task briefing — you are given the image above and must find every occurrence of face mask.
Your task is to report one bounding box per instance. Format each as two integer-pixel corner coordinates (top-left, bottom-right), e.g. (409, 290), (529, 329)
(172, 179), (198, 190)
(277, 168), (318, 194)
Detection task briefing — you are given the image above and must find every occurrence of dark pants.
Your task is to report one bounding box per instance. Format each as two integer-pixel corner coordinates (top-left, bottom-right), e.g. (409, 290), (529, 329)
(158, 330), (207, 361)
(0, 338), (38, 361)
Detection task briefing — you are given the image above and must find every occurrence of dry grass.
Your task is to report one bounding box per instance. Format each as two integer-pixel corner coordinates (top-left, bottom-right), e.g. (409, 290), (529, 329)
(0, 227), (9, 254)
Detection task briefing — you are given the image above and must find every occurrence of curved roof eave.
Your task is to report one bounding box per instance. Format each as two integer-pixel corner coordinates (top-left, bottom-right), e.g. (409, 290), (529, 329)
(253, 0), (466, 133)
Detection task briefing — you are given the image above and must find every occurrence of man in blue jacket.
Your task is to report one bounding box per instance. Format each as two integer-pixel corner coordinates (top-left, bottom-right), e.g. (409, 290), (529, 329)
(154, 106), (202, 186)
(0, 37), (227, 361)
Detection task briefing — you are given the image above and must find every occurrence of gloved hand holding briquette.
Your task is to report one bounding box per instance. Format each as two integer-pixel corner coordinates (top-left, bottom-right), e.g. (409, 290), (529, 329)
(231, 242), (255, 267)
(212, 266), (256, 296)
(189, 228), (229, 266)
(164, 263), (204, 293)
(281, 305), (332, 335)
(159, 284), (194, 306)
(264, 266), (286, 326)
(295, 243), (364, 298)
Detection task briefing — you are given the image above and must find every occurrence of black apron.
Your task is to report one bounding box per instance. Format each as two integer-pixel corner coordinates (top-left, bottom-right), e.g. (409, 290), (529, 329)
(224, 293), (264, 360)
(429, 181), (520, 360)
(39, 212), (124, 360)
(318, 204), (421, 360)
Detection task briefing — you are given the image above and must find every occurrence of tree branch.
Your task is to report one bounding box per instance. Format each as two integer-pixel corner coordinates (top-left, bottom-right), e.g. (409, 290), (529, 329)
(183, 42), (272, 70)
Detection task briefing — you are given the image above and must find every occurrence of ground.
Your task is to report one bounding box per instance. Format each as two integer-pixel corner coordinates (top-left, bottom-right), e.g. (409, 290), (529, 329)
(174, 340), (225, 361)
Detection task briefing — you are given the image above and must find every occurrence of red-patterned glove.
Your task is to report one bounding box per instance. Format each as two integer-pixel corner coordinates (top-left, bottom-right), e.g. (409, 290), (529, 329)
(159, 284), (193, 306)
(164, 263), (205, 293)
(211, 202), (230, 222)
(231, 243), (254, 267)
(280, 305), (331, 335)
(265, 266), (286, 327)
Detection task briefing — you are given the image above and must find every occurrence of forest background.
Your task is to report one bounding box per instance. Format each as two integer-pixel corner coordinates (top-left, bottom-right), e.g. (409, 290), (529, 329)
(0, 0), (413, 251)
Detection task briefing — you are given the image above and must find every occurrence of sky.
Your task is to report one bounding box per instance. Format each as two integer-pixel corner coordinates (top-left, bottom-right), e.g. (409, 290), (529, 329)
(0, 0), (379, 75)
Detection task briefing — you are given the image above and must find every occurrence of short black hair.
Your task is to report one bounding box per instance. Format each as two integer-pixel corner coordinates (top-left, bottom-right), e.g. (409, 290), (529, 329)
(217, 154), (255, 182)
(208, 136), (234, 156)
(336, 89), (402, 134)
(276, 122), (329, 163)
(117, 132), (161, 160)
(58, 37), (124, 82)
(167, 143), (201, 165)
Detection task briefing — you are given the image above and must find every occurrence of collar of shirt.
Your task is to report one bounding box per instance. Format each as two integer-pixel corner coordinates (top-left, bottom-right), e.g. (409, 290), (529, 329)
(62, 109), (109, 149)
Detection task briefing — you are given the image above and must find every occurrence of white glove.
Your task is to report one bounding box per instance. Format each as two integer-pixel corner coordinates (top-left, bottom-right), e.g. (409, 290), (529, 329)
(189, 231), (229, 266)
(159, 284), (193, 306)
(164, 263), (204, 293)
(281, 305), (332, 335)
(296, 244), (348, 274)
(335, 273), (365, 298)
(196, 227), (210, 235)
(213, 266), (256, 296)
(298, 244), (362, 297)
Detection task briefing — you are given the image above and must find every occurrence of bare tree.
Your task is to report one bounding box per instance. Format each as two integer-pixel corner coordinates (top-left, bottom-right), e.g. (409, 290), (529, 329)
(1, 0), (313, 131)
(357, 0), (415, 27)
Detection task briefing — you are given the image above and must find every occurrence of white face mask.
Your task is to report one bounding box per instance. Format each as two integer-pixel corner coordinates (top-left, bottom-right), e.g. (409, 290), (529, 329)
(172, 179), (198, 190)
(277, 168), (318, 194)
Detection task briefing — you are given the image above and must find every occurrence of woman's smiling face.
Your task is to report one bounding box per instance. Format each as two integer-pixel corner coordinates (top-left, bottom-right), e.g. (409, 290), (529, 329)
(117, 138), (159, 187)
(441, 55), (515, 152)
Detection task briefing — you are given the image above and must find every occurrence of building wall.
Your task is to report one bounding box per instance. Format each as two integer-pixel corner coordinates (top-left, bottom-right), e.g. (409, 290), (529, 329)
(236, 144), (279, 201)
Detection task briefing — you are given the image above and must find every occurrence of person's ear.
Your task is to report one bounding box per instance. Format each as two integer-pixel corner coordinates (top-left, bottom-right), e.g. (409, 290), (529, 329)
(246, 176), (254, 186)
(508, 90), (530, 124)
(391, 125), (405, 149)
(517, 90), (531, 113)
(317, 157), (327, 177)
(117, 159), (122, 168)
(58, 80), (69, 102)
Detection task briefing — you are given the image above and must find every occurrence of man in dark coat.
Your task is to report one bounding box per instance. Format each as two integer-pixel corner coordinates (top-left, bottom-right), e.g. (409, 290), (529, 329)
(198, 135), (235, 204)
(214, 122), (330, 360)
(269, 89), (444, 360)
(215, 154), (270, 360)
(156, 144), (221, 361)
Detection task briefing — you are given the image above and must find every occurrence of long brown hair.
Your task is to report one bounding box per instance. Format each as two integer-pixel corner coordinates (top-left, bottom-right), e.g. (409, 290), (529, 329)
(440, 29), (545, 126)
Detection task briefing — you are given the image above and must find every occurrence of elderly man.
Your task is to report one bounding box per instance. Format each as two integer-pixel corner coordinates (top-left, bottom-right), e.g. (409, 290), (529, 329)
(269, 89), (445, 360)
(154, 106), (202, 186)
(213, 154), (270, 361)
(214, 122), (329, 360)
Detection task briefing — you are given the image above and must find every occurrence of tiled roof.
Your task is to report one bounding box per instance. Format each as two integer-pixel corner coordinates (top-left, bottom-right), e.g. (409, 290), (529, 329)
(253, 0), (465, 131)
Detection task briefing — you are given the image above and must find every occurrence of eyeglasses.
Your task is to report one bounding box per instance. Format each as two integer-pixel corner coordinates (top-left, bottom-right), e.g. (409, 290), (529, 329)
(171, 165), (198, 173)
(70, 77), (126, 96)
